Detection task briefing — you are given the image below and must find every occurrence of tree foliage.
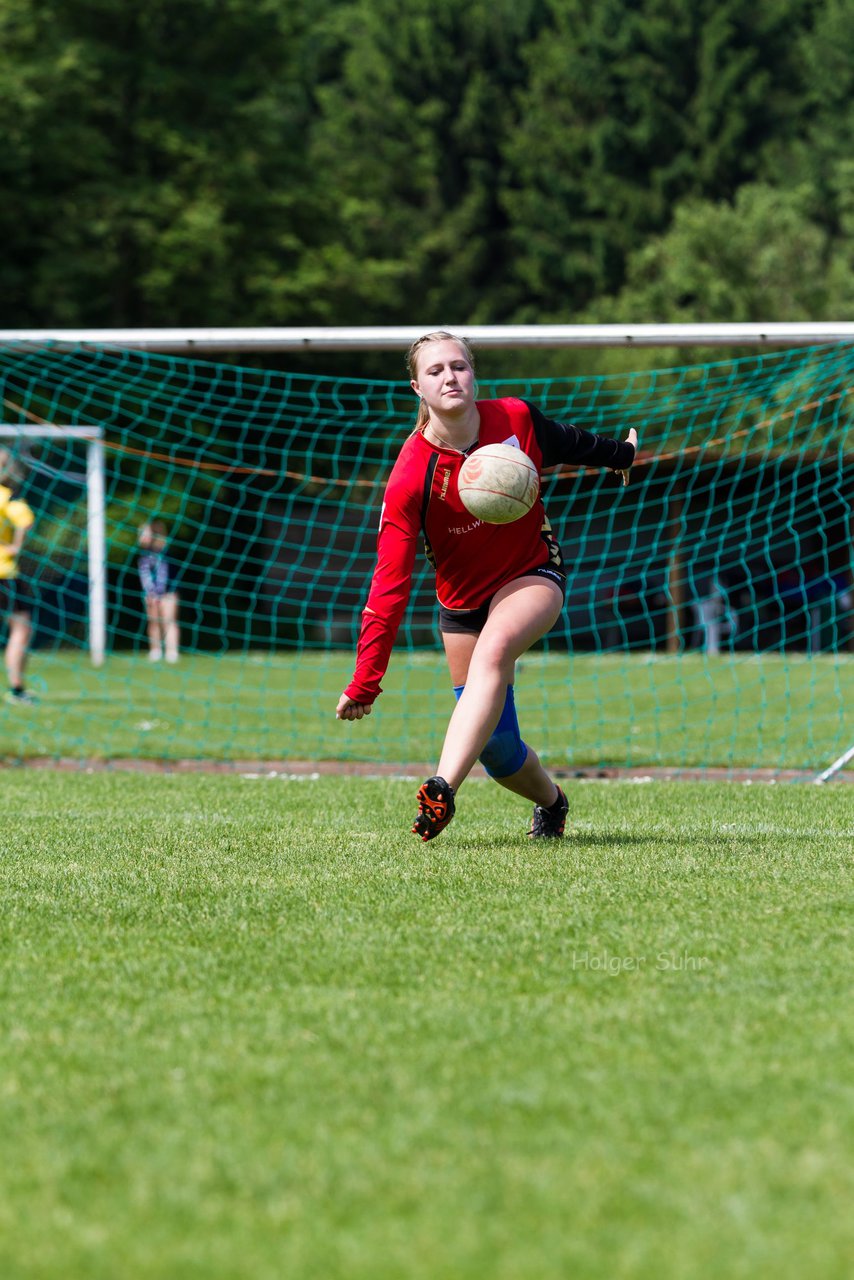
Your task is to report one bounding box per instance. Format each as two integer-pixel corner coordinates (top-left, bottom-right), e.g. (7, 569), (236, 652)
(593, 180), (854, 323)
(0, 0), (851, 329)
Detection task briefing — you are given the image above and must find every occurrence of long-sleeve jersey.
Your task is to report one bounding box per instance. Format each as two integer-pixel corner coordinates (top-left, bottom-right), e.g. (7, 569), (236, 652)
(344, 397), (635, 704)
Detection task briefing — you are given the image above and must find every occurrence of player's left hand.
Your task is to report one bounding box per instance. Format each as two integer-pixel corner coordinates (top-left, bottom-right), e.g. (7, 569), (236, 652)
(614, 427), (638, 486)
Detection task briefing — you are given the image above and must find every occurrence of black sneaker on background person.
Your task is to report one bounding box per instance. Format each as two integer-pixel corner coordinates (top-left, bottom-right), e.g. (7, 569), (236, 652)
(528, 786), (568, 838)
(4, 687), (37, 705)
(412, 776), (456, 842)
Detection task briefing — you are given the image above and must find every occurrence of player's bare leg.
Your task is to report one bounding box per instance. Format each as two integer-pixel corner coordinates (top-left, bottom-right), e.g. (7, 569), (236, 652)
(491, 743), (560, 806)
(4, 612), (37, 704)
(5, 612), (31, 687)
(161, 592), (180, 663)
(432, 653), (567, 834)
(436, 576), (562, 795)
(145, 596), (163, 660)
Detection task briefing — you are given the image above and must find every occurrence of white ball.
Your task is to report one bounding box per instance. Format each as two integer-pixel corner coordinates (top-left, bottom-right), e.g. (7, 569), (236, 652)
(458, 444), (540, 525)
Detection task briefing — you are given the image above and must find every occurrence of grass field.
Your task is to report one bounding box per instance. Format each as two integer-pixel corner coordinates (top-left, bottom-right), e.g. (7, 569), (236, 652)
(1, 771), (851, 1279)
(3, 649), (852, 771)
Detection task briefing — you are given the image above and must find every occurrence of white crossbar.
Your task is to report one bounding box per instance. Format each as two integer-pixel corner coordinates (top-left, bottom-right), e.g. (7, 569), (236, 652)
(0, 322), (853, 353)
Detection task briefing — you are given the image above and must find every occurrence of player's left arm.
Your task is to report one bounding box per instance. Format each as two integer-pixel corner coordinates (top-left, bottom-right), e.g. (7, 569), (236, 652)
(524, 401), (638, 482)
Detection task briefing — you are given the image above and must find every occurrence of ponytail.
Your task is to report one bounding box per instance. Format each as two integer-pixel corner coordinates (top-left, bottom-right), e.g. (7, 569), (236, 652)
(414, 398), (429, 431)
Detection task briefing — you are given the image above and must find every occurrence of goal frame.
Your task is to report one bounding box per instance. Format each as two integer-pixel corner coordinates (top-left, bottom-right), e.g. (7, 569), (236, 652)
(1, 321), (853, 353)
(0, 323), (850, 776)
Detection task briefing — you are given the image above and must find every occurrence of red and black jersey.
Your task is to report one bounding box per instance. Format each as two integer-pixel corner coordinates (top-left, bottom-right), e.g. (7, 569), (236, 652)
(344, 397), (634, 704)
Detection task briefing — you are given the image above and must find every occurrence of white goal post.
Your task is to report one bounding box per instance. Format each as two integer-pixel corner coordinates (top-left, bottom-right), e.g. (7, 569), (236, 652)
(1, 321), (854, 353)
(0, 425), (106, 668)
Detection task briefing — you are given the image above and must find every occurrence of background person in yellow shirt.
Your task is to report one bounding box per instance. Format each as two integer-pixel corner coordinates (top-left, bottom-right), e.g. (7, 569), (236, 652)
(0, 449), (37, 705)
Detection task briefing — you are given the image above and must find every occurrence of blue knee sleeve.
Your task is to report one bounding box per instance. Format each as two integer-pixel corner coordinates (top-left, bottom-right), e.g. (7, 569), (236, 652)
(453, 683), (528, 779)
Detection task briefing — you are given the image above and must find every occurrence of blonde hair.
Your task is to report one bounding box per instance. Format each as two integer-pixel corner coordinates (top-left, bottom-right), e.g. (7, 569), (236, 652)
(406, 331), (476, 430)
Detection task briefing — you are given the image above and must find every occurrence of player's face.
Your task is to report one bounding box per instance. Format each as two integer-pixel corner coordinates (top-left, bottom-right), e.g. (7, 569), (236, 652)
(411, 340), (475, 414)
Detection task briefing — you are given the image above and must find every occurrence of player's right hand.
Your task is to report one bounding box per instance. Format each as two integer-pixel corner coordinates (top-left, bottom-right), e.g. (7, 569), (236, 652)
(336, 692), (372, 721)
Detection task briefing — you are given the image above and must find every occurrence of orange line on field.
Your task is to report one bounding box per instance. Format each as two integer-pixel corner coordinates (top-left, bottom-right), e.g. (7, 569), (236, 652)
(642, 391), (845, 465)
(103, 439), (380, 486)
(2, 396), (46, 426)
(1, 395), (375, 487)
(105, 438), (280, 475)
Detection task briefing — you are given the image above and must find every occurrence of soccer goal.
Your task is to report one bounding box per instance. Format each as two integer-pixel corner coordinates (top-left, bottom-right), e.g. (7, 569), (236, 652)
(0, 324), (850, 778)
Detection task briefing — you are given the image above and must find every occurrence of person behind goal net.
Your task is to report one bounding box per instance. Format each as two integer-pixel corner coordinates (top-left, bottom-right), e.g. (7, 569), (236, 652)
(0, 449), (38, 706)
(137, 519), (181, 664)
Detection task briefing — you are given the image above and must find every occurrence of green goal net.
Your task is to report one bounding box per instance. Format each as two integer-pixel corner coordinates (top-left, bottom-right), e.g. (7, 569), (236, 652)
(0, 339), (851, 776)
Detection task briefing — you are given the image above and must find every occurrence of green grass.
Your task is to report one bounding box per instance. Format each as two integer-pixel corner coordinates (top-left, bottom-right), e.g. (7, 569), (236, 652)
(0, 772), (851, 1279)
(3, 648), (852, 771)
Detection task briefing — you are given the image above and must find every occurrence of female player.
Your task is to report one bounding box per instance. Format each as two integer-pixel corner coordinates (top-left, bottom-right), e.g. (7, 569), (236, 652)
(336, 332), (637, 841)
(138, 519), (181, 663)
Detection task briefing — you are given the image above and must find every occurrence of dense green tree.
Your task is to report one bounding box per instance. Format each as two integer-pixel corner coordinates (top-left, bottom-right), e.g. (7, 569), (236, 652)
(760, 0), (854, 239)
(0, 0), (848, 332)
(277, 0), (549, 325)
(500, 0), (815, 318)
(0, 0), (333, 326)
(583, 0), (854, 330)
(591, 180), (854, 323)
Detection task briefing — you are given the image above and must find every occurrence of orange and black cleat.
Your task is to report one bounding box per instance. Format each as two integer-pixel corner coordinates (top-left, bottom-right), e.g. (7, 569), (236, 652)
(412, 775), (456, 842)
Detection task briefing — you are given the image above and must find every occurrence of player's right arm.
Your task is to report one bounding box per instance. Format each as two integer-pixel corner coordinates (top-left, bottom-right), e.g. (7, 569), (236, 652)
(337, 456), (422, 719)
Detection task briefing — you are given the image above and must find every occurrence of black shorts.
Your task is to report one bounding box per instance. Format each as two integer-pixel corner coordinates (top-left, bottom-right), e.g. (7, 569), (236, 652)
(0, 577), (35, 616)
(438, 566), (566, 635)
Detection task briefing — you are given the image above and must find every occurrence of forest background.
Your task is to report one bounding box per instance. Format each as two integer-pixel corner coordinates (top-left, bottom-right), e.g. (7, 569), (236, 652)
(1, 0), (852, 654)
(1, 0), (852, 379)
